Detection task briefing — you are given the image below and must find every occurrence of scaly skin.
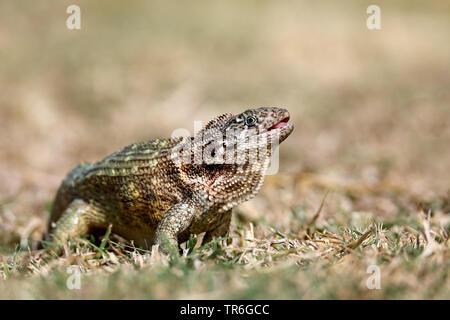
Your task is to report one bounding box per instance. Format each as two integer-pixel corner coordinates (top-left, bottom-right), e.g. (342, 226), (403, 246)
(46, 107), (293, 254)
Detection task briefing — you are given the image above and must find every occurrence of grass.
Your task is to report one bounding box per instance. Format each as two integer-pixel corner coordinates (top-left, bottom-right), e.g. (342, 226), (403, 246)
(0, 0), (449, 299)
(0, 176), (449, 299)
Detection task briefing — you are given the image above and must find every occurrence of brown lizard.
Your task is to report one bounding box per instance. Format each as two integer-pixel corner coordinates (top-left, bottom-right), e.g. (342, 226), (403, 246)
(45, 107), (293, 254)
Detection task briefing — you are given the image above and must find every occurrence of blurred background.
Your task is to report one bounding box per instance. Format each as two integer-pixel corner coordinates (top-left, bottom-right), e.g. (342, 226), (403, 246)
(0, 1), (449, 246)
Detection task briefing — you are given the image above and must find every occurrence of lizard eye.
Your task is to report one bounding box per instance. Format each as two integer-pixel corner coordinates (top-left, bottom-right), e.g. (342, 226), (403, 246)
(245, 115), (257, 127)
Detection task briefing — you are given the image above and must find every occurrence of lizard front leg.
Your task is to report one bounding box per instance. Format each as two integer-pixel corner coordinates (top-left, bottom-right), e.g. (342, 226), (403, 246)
(155, 200), (200, 255)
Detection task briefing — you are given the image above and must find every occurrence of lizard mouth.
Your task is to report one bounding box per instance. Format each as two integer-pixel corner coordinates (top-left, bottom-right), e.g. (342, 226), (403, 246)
(268, 116), (290, 131)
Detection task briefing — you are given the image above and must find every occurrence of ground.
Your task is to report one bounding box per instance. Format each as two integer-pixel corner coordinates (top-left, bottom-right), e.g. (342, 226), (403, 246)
(0, 1), (449, 299)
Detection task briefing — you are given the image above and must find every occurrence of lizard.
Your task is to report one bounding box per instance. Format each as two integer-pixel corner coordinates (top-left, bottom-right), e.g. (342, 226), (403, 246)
(45, 107), (293, 254)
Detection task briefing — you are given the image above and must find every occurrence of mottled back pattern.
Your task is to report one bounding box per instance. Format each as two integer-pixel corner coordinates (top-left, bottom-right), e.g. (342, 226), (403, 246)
(47, 107), (293, 253)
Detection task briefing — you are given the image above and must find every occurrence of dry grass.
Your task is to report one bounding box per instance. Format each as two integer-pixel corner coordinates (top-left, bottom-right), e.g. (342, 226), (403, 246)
(0, 0), (449, 299)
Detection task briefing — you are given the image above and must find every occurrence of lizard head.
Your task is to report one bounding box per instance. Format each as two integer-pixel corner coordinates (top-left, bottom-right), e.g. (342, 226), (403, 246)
(224, 107), (293, 144)
(180, 106), (294, 166)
